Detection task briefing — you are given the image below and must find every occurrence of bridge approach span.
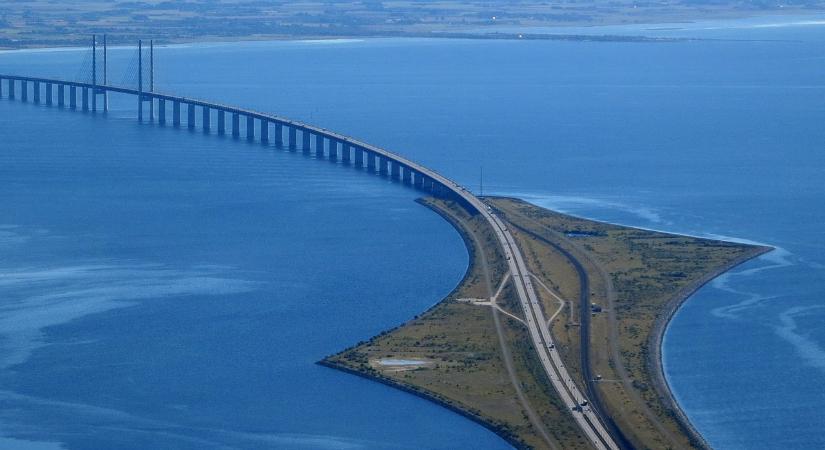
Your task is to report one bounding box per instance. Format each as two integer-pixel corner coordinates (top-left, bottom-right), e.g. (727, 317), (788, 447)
(0, 73), (621, 450)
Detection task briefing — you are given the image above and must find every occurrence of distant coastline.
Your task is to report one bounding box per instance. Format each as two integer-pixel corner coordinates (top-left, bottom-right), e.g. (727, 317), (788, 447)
(2, 6), (824, 51)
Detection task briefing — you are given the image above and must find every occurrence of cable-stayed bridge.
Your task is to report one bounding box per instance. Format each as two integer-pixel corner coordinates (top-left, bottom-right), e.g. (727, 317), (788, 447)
(0, 36), (624, 450)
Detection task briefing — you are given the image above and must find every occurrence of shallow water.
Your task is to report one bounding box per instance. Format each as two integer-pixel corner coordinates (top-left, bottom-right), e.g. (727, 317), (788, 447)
(2, 14), (825, 449)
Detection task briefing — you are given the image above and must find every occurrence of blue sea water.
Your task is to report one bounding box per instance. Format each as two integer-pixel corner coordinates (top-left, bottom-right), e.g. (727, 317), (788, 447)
(2, 14), (825, 449)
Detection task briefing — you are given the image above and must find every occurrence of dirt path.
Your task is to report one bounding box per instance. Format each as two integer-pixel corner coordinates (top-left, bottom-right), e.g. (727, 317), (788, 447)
(443, 206), (558, 450)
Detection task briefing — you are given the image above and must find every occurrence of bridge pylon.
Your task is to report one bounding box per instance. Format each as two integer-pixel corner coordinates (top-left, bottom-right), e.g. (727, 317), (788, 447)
(137, 39), (155, 122)
(91, 34), (108, 113)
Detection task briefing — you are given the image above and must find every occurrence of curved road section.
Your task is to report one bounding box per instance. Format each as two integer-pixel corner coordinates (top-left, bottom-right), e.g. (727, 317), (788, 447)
(1, 74), (620, 450)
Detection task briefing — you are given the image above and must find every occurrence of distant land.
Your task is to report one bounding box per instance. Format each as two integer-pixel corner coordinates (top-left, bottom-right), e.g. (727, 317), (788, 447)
(2, 0), (825, 49)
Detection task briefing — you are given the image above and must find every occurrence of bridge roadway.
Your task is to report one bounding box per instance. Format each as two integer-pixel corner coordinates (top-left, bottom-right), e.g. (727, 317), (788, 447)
(0, 74), (621, 450)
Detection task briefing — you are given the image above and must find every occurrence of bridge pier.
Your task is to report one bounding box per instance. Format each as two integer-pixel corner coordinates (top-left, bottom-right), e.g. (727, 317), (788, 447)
(33, 82), (40, 103)
(390, 161), (400, 180)
(217, 110), (225, 135)
(379, 156), (389, 176)
(232, 113), (240, 138)
(402, 166), (412, 184)
(328, 139), (338, 161)
(414, 172), (424, 189)
(171, 101), (179, 126)
(21, 81), (28, 102)
(7, 79), (13, 100)
(432, 182), (448, 198)
(187, 104), (196, 130)
(341, 143), (351, 164)
(158, 99), (166, 124)
(202, 106), (210, 132)
(354, 146), (364, 167)
(274, 122), (283, 147)
(260, 119), (269, 143)
(302, 131), (311, 153)
(0, 77), (3, 98)
(246, 115), (254, 141)
(288, 127), (297, 150)
(45, 83), (52, 105)
(366, 151), (376, 171)
(57, 84), (64, 107)
(82, 88), (89, 111)
(69, 86), (76, 109)
(314, 134), (324, 157)
(286, 127), (295, 150)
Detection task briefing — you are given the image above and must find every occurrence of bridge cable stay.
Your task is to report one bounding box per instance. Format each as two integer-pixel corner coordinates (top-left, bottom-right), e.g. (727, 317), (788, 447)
(120, 48), (140, 89)
(73, 46), (93, 84)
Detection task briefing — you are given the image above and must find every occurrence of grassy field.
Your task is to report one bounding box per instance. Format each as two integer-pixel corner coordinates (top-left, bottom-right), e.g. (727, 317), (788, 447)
(323, 196), (770, 449)
(490, 197), (771, 449)
(2, 0), (824, 48)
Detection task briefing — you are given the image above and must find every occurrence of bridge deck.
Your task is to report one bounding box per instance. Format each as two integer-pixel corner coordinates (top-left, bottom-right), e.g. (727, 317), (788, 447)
(0, 72), (622, 450)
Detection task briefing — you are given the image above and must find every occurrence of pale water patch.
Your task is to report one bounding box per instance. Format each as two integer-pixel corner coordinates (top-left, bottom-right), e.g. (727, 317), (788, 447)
(506, 192), (664, 225)
(711, 247), (794, 320)
(774, 305), (825, 373)
(0, 226), (29, 247)
(0, 437), (64, 450)
(0, 263), (258, 369)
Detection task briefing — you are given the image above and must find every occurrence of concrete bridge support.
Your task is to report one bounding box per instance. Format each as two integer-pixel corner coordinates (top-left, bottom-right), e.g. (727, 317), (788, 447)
(432, 182), (448, 198)
(70, 86), (77, 109)
(261, 119), (269, 143)
(421, 175), (433, 192)
(414, 172), (424, 189)
(217, 110), (225, 135)
(33, 82), (40, 103)
(402, 167), (412, 185)
(367, 151), (376, 171)
(378, 156), (389, 176)
(246, 116), (255, 141)
(45, 84), (52, 105)
(301, 131), (310, 152)
(158, 99), (166, 124)
(202, 106), (210, 131)
(82, 88), (89, 111)
(390, 161), (400, 180)
(274, 122), (283, 147)
(315, 134), (324, 157)
(0, 77), (3, 97)
(187, 104), (196, 130)
(172, 101), (181, 127)
(58, 84), (64, 107)
(232, 113), (240, 138)
(3, 79), (10, 99)
(289, 127), (297, 150)
(328, 139), (338, 161)
(21, 81), (28, 102)
(354, 146), (364, 167)
(341, 143), (351, 164)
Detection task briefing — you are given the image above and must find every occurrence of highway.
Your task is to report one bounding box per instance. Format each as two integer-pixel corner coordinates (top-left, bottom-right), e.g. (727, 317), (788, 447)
(1, 74), (621, 449)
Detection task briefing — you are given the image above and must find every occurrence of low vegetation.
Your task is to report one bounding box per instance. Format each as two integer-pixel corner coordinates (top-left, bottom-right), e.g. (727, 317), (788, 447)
(3, 1), (824, 48)
(323, 196), (770, 449)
